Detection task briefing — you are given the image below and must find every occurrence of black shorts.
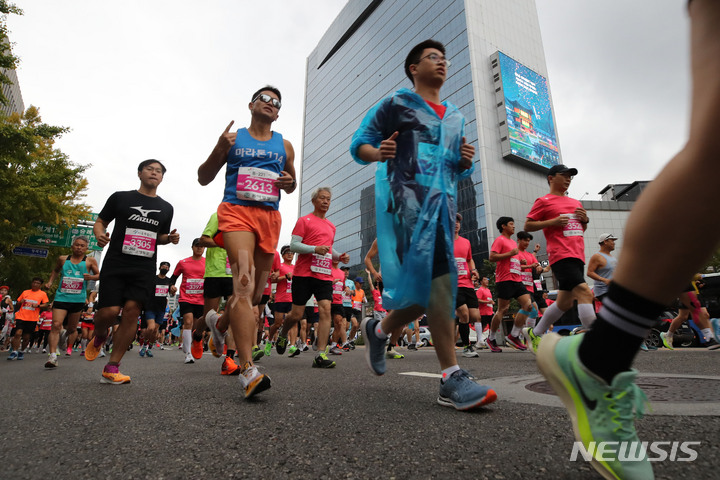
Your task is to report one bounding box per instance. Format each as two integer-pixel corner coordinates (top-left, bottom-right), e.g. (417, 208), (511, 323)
(534, 291), (548, 308)
(178, 302), (204, 319)
(331, 304), (345, 318)
(158, 321), (168, 331)
(14, 320), (37, 334)
(260, 294), (271, 306)
(292, 276), (332, 305)
(496, 281), (531, 300)
(203, 277), (233, 299)
(304, 306), (319, 323)
(351, 308), (362, 320)
(344, 306), (354, 322)
(456, 287), (479, 309)
(480, 314), (493, 328)
(551, 258), (586, 291)
(98, 266), (155, 309)
(274, 302), (292, 314)
(53, 301), (85, 314)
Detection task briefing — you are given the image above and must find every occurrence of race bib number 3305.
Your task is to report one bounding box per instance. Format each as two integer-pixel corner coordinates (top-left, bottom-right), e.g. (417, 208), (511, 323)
(122, 228), (157, 257)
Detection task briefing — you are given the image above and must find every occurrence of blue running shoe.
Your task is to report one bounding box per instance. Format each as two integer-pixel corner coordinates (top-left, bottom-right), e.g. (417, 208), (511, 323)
(7, 351), (18, 361)
(437, 369), (497, 411)
(139, 345), (146, 357)
(145, 348), (154, 358)
(17, 351), (24, 360)
(537, 333), (653, 480)
(361, 317), (387, 375)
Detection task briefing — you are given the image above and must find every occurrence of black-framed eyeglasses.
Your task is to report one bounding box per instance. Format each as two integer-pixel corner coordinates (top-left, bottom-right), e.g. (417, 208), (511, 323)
(252, 93), (281, 109)
(419, 53), (451, 67)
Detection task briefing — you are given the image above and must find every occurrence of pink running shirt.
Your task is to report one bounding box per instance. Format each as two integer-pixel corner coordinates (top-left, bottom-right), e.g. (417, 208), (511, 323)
(292, 214), (337, 281)
(526, 194), (585, 264)
(454, 236), (475, 289)
(491, 235), (521, 283)
(173, 257), (206, 305)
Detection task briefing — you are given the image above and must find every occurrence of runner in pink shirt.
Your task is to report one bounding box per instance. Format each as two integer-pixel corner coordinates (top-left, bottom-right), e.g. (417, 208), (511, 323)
(516, 231), (543, 329)
(453, 213), (480, 357)
(524, 164), (595, 353)
(274, 187), (349, 368)
(329, 261), (348, 355)
(268, 246), (297, 356)
(474, 277), (494, 349)
(170, 239), (206, 364)
(488, 217), (533, 352)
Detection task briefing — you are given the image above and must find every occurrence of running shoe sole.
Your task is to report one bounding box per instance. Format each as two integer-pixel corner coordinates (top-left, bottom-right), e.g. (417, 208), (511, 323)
(537, 333), (624, 480)
(100, 374), (131, 385)
(244, 374), (271, 399)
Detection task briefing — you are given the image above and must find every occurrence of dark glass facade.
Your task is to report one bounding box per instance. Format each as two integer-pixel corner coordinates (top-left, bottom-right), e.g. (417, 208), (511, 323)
(301, 0), (487, 273)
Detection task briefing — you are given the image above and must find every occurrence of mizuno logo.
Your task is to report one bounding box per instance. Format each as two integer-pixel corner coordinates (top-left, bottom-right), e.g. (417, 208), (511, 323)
(131, 206), (161, 217)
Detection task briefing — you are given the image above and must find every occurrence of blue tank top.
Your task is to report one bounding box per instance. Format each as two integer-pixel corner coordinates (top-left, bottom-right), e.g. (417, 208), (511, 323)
(223, 128), (287, 210)
(54, 256), (88, 303)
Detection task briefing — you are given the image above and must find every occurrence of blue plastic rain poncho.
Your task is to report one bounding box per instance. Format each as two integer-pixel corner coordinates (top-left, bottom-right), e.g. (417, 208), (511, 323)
(350, 88), (473, 311)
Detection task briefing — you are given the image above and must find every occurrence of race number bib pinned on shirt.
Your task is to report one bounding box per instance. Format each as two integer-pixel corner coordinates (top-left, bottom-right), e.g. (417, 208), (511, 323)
(563, 214), (584, 237)
(225, 257), (232, 275)
(236, 167), (280, 202)
(534, 280), (543, 291)
(22, 300), (38, 311)
(186, 278), (204, 295)
(333, 281), (344, 295)
(286, 278), (292, 293)
(455, 257), (468, 276)
(509, 257), (521, 275)
(60, 277), (84, 295)
(521, 271), (533, 286)
(122, 228), (157, 257)
(310, 253), (332, 276)
(155, 285), (169, 297)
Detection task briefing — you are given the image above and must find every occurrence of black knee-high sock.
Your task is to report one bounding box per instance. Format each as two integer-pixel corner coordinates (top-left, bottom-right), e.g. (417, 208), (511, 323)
(579, 282), (665, 384)
(459, 323), (470, 347)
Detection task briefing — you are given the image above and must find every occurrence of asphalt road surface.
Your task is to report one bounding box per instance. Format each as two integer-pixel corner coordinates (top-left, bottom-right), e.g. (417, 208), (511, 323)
(1, 344), (718, 479)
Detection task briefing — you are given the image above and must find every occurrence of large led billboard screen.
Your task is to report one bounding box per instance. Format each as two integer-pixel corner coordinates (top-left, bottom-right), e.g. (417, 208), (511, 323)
(492, 51), (560, 170)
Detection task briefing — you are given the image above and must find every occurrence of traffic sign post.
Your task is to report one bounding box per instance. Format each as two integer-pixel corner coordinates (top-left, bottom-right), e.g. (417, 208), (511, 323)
(26, 218), (102, 251)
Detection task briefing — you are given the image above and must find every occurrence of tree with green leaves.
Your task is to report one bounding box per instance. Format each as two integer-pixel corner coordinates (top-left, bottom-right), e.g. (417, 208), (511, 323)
(0, 0), (23, 108)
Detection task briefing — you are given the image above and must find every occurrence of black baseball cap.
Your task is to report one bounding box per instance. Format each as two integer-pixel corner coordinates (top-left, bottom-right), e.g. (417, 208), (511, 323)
(547, 164), (578, 176)
(159, 261), (170, 267)
(192, 238), (202, 247)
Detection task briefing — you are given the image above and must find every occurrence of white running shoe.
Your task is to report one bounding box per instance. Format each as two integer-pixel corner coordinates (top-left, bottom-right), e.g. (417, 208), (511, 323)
(184, 352), (195, 364)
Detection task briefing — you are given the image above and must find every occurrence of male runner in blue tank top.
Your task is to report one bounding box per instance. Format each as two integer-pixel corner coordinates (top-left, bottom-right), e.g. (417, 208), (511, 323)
(44, 235), (99, 368)
(198, 86), (296, 399)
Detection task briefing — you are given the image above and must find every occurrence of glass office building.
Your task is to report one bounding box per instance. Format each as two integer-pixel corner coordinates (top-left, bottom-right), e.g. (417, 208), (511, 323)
(301, 0), (559, 271)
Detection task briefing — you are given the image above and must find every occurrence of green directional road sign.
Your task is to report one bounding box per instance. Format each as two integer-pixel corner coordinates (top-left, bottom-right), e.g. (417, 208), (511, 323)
(26, 221), (102, 251)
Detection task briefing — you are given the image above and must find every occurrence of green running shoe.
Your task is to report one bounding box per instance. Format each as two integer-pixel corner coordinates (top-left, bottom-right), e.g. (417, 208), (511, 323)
(312, 352), (336, 368)
(251, 345), (264, 362)
(288, 345), (300, 357)
(537, 333), (653, 480)
(660, 331), (674, 350)
(263, 341), (272, 357)
(522, 326), (541, 355)
(275, 335), (288, 355)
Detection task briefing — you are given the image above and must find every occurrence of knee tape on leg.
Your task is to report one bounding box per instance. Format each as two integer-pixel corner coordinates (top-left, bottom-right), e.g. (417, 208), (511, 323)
(518, 309), (532, 317)
(230, 250), (255, 305)
(530, 305), (538, 318)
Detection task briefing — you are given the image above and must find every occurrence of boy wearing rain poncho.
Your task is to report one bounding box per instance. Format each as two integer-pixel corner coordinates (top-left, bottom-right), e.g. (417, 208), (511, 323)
(350, 39), (497, 410)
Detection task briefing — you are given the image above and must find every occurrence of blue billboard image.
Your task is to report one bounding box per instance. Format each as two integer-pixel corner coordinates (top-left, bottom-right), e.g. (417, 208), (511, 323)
(497, 51), (559, 169)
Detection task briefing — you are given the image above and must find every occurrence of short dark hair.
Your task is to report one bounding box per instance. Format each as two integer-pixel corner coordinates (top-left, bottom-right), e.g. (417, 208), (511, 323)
(32, 276), (43, 283)
(456, 213), (463, 223)
(138, 159), (167, 175)
(251, 85), (282, 103)
(160, 261), (170, 267)
(516, 231), (533, 241)
(496, 216), (514, 232)
(404, 39), (445, 84)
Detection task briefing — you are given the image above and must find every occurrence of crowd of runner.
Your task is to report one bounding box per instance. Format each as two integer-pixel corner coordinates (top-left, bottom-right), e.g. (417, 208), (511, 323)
(3, 16), (720, 479)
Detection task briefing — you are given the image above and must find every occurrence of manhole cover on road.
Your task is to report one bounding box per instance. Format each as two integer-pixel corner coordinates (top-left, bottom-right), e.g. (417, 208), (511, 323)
(527, 377), (720, 402)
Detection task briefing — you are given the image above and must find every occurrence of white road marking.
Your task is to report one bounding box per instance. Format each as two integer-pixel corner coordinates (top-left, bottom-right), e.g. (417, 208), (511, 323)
(399, 371), (442, 379)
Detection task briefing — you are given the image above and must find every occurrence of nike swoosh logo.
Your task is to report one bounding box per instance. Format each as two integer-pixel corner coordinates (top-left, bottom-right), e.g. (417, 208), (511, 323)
(570, 367), (597, 410)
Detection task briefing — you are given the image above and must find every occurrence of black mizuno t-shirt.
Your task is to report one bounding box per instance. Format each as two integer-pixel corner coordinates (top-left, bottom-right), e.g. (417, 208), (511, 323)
(98, 190), (174, 270)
